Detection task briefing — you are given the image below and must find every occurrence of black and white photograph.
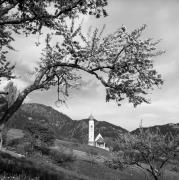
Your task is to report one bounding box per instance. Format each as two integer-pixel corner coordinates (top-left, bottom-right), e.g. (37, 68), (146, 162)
(0, 0), (179, 179)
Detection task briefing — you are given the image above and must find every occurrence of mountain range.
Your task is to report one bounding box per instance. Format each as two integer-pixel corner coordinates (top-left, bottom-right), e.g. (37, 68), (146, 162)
(131, 123), (179, 136)
(7, 103), (179, 144)
(7, 103), (128, 143)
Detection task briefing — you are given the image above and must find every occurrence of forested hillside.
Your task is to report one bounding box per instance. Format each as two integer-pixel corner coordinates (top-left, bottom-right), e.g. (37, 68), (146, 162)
(7, 103), (128, 143)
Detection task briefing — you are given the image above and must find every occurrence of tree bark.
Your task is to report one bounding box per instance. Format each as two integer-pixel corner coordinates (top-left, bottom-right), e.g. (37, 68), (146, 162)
(0, 124), (4, 150)
(150, 170), (159, 180)
(0, 133), (2, 150)
(153, 175), (159, 180)
(0, 84), (38, 125)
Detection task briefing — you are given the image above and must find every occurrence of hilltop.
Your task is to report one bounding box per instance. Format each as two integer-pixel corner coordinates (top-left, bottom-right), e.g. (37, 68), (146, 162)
(131, 123), (179, 136)
(7, 103), (179, 142)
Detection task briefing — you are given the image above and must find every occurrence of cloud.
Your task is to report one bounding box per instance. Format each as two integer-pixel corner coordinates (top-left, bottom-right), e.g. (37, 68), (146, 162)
(0, 77), (29, 92)
(71, 78), (104, 100)
(0, 79), (9, 91)
(140, 113), (159, 119)
(12, 78), (29, 91)
(23, 96), (32, 103)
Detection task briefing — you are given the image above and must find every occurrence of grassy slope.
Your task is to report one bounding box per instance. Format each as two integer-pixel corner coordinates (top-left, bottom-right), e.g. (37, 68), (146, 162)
(54, 139), (179, 180)
(0, 151), (89, 180)
(59, 159), (179, 180)
(55, 139), (111, 158)
(3, 128), (179, 179)
(2, 134), (179, 180)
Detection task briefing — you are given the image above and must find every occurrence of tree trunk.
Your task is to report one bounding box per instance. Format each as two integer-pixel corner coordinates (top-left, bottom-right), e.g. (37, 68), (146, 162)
(0, 84), (37, 125)
(0, 93), (26, 124)
(0, 96), (8, 150)
(151, 172), (159, 180)
(0, 124), (4, 150)
(0, 133), (2, 150)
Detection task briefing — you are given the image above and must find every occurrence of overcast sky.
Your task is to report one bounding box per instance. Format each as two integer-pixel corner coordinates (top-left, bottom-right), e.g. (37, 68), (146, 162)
(3, 0), (179, 131)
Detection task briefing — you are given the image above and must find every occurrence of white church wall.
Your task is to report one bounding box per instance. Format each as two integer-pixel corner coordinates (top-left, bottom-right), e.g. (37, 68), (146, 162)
(88, 114), (109, 151)
(88, 114), (94, 146)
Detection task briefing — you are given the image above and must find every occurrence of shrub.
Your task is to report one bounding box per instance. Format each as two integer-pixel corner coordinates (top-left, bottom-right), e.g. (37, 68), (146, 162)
(49, 148), (75, 164)
(171, 166), (179, 172)
(112, 144), (121, 152)
(0, 172), (39, 180)
(104, 157), (124, 170)
(25, 122), (55, 146)
(33, 144), (50, 156)
(6, 138), (22, 148)
(87, 149), (98, 156)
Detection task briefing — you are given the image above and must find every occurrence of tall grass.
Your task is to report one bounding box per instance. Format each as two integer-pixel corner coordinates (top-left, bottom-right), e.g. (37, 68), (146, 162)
(0, 151), (85, 180)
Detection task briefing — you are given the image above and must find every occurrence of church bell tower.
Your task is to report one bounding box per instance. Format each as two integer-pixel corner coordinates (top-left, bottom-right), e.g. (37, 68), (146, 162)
(88, 114), (94, 146)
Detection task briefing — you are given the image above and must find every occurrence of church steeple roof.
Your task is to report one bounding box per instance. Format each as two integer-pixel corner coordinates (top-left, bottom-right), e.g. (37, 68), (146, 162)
(89, 114), (94, 121)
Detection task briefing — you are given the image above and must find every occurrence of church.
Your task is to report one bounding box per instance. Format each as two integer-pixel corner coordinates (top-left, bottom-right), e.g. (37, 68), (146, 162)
(88, 114), (109, 151)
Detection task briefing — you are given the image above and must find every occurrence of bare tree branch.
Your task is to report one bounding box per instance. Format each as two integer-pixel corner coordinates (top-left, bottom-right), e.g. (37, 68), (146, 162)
(0, 91), (8, 95)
